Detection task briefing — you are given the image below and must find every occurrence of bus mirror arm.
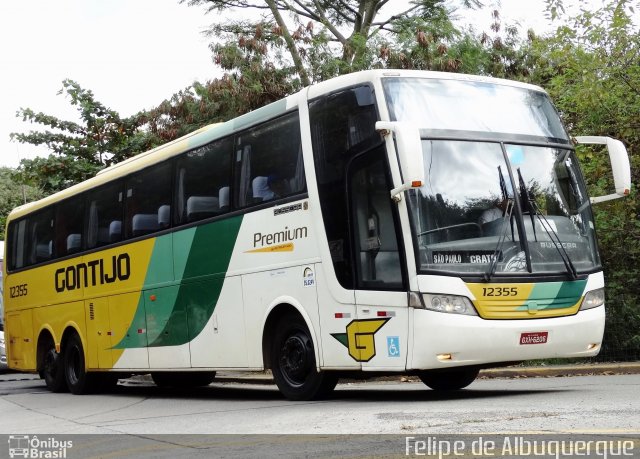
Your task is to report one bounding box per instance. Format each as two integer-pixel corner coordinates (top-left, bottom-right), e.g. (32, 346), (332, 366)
(375, 121), (426, 202)
(574, 136), (631, 204)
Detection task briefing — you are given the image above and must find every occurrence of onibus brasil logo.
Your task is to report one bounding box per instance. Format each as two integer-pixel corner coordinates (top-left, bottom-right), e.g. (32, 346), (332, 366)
(331, 318), (389, 362)
(8, 435), (73, 458)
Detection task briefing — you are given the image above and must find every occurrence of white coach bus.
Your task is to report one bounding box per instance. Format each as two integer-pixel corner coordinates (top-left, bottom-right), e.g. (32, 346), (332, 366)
(3, 70), (630, 400)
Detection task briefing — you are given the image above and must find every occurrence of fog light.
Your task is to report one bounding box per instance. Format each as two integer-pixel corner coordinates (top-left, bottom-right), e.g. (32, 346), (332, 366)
(437, 353), (453, 361)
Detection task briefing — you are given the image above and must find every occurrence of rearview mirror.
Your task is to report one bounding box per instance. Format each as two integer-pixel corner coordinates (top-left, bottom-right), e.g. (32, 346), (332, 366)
(375, 121), (425, 201)
(574, 136), (631, 204)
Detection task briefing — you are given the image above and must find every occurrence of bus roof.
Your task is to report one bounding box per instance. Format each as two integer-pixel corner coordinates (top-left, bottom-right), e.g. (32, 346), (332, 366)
(6, 70), (545, 221)
(7, 93), (298, 221)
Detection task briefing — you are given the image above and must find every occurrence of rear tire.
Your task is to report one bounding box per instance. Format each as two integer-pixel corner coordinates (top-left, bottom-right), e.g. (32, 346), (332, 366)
(151, 372), (216, 388)
(270, 313), (338, 401)
(63, 333), (95, 395)
(42, 346), (67, 393)
(418, 368), (479, 391)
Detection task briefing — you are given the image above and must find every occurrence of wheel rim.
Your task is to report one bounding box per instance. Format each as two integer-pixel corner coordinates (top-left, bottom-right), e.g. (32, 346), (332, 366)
(279, 331), (313, 387)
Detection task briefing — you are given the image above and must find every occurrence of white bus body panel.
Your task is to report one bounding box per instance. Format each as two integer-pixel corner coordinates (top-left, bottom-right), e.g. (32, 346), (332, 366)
(409, 306), (605, 369)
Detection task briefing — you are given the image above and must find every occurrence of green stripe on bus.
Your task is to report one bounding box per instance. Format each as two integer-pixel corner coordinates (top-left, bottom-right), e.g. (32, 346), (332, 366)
(114, 215), (243, 349)
(516, 279), (587, 311)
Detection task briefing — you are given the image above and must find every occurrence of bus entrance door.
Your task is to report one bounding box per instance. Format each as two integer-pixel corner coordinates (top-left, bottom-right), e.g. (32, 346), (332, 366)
(350, 148), (408, 370)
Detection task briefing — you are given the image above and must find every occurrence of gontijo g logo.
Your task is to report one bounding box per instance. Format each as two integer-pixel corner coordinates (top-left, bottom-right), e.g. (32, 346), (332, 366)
(331, 318), (390, 362)
(8, 435), (73, 458)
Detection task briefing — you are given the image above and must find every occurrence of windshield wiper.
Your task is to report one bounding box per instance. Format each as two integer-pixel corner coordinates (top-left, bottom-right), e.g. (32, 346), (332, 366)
(483, 198), (515, 282)
(516, 168), (578, 280)
(484, 165), (515, 282)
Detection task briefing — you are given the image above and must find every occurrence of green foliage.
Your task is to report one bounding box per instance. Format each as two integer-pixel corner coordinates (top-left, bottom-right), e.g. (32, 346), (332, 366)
(148, 1), (532, 143)
(529, 0), (640, 360)
(0, 167), (44, 239)
(10, 79), (156, 193)
(17, 155), (102, 195)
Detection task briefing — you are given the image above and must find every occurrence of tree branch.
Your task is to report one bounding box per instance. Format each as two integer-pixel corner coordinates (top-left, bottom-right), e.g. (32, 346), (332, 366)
(371, 4), (421, 34)
(265, 0), (311, 86)
(311, 0), (348, 44)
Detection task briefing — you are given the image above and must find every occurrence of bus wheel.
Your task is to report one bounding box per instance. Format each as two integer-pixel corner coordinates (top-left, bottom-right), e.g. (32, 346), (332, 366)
(42, 347), (67, 393)
(151, 372), (216, 388)
(63, 333), (94, 395)
(418, 368), (479, 391)
(270, 314), (337, 401)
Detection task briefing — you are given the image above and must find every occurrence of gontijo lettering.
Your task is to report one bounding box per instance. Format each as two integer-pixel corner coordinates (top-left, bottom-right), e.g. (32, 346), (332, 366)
(54, 253), (131, 292)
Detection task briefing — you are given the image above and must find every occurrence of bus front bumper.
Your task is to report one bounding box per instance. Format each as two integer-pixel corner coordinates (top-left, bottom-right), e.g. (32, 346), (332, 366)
(408, 306), (605, 370)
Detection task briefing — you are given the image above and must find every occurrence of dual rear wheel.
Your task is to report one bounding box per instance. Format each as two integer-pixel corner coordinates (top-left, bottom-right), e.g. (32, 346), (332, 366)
(41, 333), (118, 394)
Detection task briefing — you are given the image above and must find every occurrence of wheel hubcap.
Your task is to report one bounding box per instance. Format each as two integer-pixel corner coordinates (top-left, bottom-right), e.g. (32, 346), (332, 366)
(280, 332), (312, 386)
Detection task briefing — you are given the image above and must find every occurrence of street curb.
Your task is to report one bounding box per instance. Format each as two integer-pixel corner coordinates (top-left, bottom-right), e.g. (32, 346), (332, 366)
(480, 362), (640, 378)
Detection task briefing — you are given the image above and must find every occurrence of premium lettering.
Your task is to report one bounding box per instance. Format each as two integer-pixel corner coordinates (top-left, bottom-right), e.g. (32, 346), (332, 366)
(55, 253), (131, 292)
(253, 226), (308, 248)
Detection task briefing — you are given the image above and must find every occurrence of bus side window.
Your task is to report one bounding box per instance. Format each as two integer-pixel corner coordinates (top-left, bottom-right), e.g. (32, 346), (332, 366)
(309, 85), (380, 289)
(125, 161), (172, 238)
(55, 195), (85, 257)
(176, 136), (233, 225)
(27, 209), (54, 265)
(349, 149), (404, 290)
(8, 219), (28, 270)
(86, 180), (124, 249)
(234, 111), (304, 209)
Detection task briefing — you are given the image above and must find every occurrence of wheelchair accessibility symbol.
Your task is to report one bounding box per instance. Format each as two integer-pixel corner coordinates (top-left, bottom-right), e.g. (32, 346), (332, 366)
(387, 336), (400, 357)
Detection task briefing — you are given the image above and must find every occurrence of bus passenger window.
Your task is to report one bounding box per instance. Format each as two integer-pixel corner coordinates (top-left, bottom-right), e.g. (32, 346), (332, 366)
(234, 111), (304, 208)
(8, 219), (27, 270)
(176, 136), (233, 224)
(86, 180), (124, 249)
(27, 209), (55, 265)
(125, 161), (172, 238)
(55, 195), (85, 257)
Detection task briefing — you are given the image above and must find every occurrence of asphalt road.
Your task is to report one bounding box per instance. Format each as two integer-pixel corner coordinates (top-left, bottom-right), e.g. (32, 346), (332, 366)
(0, 372), (638, 435)
(0, 374), (640, 459)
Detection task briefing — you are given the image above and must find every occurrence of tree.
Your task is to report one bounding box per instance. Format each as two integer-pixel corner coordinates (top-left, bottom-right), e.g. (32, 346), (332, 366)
(0, 167), (44, 240)
(11, 79), (156, 193)
(145, 0), (539, 142)
(182, 0), (482, 81)
(529, 0), (640, 360)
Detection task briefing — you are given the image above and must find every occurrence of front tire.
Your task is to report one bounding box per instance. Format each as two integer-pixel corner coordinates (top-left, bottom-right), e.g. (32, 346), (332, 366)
(418, 368), (479, 391)
(270, 313), (337, 401)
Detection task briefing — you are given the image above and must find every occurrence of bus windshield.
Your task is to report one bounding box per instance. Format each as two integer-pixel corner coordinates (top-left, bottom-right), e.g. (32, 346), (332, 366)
(406, 141), (600, 276)
(382, 77), (599, 277)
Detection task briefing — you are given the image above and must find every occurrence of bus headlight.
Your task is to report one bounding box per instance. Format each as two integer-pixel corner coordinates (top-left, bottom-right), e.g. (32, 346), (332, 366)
(580, 288), (605, 310)
(422, 294), (477, 316)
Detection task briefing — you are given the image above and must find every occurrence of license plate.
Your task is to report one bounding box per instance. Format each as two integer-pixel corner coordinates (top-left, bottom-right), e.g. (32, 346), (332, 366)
(520, 331), (548, 345)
